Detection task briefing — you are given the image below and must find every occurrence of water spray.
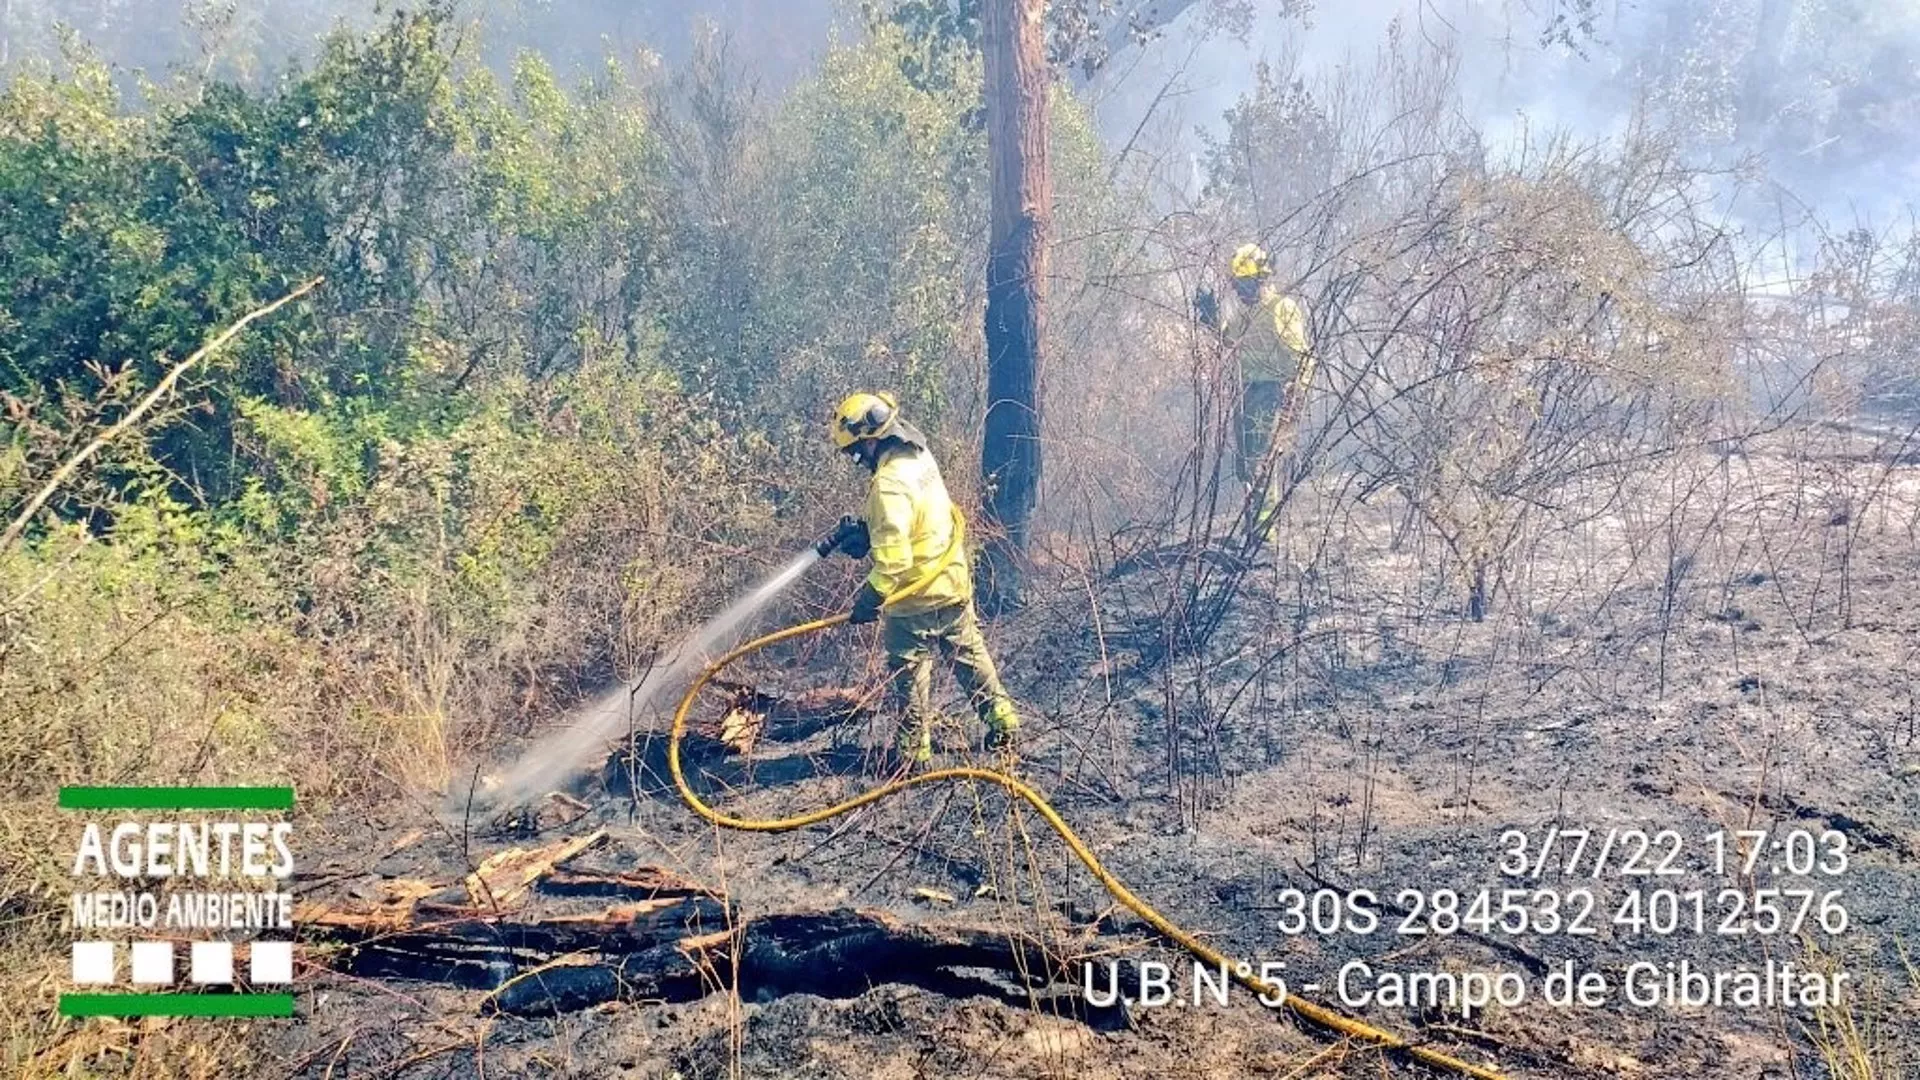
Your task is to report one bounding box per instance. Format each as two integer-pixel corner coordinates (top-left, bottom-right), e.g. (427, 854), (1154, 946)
(458, 517), (877, 816)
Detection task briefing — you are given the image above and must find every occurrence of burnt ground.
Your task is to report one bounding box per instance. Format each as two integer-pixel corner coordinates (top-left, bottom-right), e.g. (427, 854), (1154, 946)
(268, 440), (1920, 1080)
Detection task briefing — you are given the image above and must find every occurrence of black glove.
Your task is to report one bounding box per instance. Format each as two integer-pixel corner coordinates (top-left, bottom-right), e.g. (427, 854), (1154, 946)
(840, 517), (870, 559)
(849, 581), (885, 625)
(1195, 285), (1220, 329)
(816, 516), (871, 559)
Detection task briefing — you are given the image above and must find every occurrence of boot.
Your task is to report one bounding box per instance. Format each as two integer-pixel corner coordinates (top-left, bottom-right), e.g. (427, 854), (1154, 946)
(875, 725), (933, 778)
(984, 725), (1019, 760)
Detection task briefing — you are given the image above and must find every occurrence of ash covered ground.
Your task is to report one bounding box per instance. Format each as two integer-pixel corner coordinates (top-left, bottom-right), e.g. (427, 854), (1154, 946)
(272, 436), (1920, 1080)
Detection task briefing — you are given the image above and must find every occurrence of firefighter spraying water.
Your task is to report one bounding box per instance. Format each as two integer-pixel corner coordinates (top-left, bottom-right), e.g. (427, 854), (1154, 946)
(823, 391), (1022, 771)
(468, 391), (1020, 813)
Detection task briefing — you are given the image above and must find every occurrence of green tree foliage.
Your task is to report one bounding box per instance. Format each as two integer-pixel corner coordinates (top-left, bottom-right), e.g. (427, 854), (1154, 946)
(763, 26), (987, 424)
(1, 6), (688, 512)
(0, 9), (461, 506)
(0, 4), (1115, 817)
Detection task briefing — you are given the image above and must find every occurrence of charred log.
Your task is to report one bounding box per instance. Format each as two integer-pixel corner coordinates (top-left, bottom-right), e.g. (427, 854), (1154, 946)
(303, 864), (1107, 1018)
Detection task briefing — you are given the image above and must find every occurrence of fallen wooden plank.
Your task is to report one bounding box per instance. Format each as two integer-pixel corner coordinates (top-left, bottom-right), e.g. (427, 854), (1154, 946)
(306, 894), (733, 991)
(296, 838), (708, 931)
(707, 678), (868, 719)
(293, 879), (439, 932)
(463, 829), (608, 909)
(539, 865), (714, 900)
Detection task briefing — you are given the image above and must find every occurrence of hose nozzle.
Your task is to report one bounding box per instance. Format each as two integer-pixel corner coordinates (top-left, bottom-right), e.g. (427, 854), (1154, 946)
(816, 515), (870, 559)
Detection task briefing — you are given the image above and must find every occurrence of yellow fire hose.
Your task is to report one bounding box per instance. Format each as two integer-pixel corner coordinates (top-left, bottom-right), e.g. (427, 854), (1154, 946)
(667, 513), (1506, 1080)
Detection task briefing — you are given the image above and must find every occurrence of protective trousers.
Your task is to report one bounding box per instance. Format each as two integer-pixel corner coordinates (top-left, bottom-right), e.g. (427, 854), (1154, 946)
(882, 600), (1019, 760)
(1237, 378), (1287, 536)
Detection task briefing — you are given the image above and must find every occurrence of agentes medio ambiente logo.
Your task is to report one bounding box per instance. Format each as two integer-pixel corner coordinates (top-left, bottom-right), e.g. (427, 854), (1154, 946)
(61, 785), (297, 1018)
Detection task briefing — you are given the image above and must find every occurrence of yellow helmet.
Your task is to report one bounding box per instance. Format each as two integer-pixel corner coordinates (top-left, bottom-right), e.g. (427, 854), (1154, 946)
(1229, 242), (1272, 281)
(829, 391), (900, 450)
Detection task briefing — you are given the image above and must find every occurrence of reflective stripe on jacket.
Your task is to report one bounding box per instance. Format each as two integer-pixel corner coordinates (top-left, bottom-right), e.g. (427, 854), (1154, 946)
(864, 444), (970, 614)
(1225, 290), (1310, 382)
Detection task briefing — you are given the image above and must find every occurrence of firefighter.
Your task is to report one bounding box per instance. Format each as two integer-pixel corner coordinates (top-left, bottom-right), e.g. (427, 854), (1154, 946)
(1203, 242), (1313, 537)
(823, 392), (1021, 771)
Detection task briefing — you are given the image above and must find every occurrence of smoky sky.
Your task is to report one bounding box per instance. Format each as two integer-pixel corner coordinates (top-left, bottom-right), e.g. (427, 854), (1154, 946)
(0, 1), (839, 91)
(1092, 0), (1920, 224)
(5, 0), (1913, 220)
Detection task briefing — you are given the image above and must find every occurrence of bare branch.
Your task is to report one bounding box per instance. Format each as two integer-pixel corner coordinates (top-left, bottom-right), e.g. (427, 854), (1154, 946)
(0, 276), (324, 554)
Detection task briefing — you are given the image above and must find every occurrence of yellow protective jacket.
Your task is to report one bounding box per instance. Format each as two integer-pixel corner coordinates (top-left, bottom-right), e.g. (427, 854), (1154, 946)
(865, 443), (970, 614)
(1224, 289), (1310, 383)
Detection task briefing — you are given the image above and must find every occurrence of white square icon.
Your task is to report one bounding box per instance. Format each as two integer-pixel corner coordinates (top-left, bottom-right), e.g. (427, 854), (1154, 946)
(250, 941), (293, 984)
(190, 941), (234, 984)
(129, 941), (174, 985)
(71, 941), (115, 985)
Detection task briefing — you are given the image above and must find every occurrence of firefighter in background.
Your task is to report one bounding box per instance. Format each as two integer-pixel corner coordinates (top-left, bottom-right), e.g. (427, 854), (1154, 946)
(1199, 242), (1314, 537)
(821, 392), (1022, 771)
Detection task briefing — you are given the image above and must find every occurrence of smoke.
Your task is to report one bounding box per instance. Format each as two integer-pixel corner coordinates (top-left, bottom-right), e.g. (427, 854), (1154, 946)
(13, 1), (1908, 220)
(1089, 0), (1919, 224)
(1, 0), (837, 94)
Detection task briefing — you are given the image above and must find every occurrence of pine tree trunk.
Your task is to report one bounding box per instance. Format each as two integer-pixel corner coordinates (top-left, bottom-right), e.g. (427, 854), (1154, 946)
(979, 0), (1051, 610)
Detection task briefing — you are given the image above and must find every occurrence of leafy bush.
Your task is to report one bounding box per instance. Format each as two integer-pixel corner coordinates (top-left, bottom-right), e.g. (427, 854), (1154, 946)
(0, 2), (1069, 845)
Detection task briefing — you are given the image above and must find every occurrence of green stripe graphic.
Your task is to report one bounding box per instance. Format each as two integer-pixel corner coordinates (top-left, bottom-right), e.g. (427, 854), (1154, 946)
(59, 787), (294, 811)
(60, 993), (295, 1017)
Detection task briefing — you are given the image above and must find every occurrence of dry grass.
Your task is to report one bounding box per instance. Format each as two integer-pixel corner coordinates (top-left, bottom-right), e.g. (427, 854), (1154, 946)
(1805, 937), (1920, 1080)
